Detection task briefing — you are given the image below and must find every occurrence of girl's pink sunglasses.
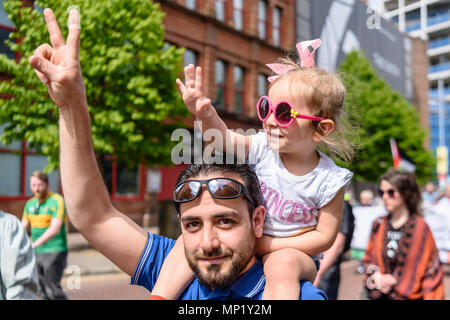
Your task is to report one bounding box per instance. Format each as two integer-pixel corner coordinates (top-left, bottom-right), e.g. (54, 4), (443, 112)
(256, 96), (326, 127)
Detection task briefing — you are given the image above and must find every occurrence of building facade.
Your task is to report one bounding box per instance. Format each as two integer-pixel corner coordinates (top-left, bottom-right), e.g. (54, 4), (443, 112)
(0, 0), (432, 232)
(0, 0), (296, 232)
(373, 0), (450, 175)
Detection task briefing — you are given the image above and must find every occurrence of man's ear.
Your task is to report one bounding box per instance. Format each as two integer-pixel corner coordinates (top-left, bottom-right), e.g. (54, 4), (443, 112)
(313, 119), (334, 143)
(252, 205), (266, 238)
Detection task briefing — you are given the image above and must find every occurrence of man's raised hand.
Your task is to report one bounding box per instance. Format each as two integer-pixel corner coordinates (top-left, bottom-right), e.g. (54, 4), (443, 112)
(29, 8), (84, 108)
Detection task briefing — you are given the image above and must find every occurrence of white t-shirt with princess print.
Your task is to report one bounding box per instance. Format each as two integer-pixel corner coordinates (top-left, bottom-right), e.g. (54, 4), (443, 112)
(248, 131), (353, 238)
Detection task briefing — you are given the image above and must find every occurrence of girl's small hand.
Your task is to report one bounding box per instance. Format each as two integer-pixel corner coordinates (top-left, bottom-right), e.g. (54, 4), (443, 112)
(176, 64), (213, 119)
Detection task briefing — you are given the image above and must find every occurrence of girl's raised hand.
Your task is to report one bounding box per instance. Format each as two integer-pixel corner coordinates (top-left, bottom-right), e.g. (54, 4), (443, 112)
(176, 65), (213, 119)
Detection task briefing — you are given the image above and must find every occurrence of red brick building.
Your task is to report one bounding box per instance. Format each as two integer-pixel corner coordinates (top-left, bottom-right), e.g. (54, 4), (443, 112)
(0, 0), (296, 233)
(1, 1), (430, 235)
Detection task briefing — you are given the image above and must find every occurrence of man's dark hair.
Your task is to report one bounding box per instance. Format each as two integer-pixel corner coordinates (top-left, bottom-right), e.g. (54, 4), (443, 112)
(174, 163), (265, 216)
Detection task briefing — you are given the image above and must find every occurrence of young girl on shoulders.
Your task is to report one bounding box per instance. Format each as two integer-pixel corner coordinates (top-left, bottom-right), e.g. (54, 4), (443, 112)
(151, 39), (355, 299)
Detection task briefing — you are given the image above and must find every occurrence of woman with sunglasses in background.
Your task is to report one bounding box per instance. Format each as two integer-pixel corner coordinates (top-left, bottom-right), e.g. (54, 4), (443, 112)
(361, 169), (444, 300)
(150, 39), (356, 300)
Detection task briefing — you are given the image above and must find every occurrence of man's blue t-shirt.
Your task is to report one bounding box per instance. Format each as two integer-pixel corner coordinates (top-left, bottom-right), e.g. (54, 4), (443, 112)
(131, 233), (327, 300)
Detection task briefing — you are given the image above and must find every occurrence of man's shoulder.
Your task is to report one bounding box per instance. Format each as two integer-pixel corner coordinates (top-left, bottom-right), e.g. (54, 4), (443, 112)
(0, 210), (20, 225)
(48, 192), (64, 203)
(24, 197), (37, 206)
(0, 211), (23, 238)
(131, 233), (176, 289)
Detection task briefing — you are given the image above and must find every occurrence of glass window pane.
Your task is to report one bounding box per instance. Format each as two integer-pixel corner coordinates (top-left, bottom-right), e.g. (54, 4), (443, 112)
(258, 0), (267, 19)
(273, 7), (281, 46)
(258, 74), (267, 97)
(215, 60), (226, 109)
(0, 27), (14, 59)
(215, 87), (225, 110)
(33, 4), (44, 14)
(258, 0), (267, 39)
(258, 22), (265, 39)
(234, 66), (244, 113)
(0, 152), (21, 196)
(116, 163), (140, 196)
(215, 60), (225, 85)
(25, 154), (59, 196)
(235, 93), (243, 113)
(0, 1), (14, 28)
(0, 123), (22, 150)
(215, 0), (225, 21)
(184, 49), (197, 67)
(233, 0), (243, 30)
(234, 66), (243, 89)
(274, 7), (281, 26)
(186, 0), (196, 10)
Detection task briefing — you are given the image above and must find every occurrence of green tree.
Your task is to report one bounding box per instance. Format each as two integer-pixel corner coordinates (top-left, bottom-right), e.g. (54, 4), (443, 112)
(0, 0), (188, 172)
(338, 50), (434, 184)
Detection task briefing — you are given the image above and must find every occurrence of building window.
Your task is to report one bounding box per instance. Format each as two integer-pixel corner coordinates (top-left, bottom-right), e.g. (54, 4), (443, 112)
(234, 66), (244, 113)
(185, 0), (196, 10)
(258, 0), (267, 39)
(258, 73), (267, 97)
(295, 0), (311, 41)
(101, 155), (144, 199)
(0, 124), (60, 198)
(0, 1), (15, 59)
(215, 0), (226, 22)
(184, 48), (197, 66)
(233, 0), (244, 31)
(0, 137), (23, 197)
(273, 6), (282, 46)
(215, 59), (227, 110)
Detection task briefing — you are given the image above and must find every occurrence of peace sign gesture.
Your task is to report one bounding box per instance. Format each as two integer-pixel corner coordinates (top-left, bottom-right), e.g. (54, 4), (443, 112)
(29, 8), (85, 108)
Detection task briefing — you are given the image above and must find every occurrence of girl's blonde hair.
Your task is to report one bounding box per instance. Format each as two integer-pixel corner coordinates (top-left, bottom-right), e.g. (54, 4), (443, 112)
(270, 57), (357, 163)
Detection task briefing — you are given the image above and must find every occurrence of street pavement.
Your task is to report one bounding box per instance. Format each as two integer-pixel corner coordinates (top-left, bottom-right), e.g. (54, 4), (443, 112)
(62, 229), (450, 300)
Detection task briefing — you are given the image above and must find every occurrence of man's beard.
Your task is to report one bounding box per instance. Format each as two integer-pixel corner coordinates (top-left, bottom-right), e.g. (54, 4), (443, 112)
(35, 190), (47, 200)
(185, 235), (256, 290)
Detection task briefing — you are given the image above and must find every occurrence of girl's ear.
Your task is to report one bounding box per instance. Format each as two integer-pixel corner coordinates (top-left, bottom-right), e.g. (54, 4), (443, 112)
(313, 119), (335, 143)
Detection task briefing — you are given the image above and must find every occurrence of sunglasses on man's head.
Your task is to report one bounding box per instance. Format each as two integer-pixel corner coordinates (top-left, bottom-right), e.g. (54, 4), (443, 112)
(174, 178), (256, 207)
(256, 96), (326, 128)
(378, 189), (396, 198)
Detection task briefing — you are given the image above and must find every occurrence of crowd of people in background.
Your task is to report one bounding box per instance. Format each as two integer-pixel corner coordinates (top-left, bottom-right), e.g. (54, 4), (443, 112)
(3, 168), (446, 300)
(0, 7), (448, 302)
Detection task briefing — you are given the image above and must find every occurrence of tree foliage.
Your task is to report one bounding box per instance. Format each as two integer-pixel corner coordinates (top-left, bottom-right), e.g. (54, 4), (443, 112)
(338, 50), (434, 184)
(0, 0), (188, 172)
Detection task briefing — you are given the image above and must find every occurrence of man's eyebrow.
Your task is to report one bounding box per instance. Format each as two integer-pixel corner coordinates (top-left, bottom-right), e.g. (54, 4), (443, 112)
(213, 211), (240, 219)
(180, 211), (240, 223)
(180, 216), (200, 223)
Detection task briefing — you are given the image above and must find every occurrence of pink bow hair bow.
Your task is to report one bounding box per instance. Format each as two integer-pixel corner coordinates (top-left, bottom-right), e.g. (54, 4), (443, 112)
(266, 39), (322, 83)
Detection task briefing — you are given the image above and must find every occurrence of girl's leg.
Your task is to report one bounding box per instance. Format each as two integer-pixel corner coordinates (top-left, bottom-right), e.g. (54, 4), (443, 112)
(262, 248), (317, 300)
(151, 235), (195, 299)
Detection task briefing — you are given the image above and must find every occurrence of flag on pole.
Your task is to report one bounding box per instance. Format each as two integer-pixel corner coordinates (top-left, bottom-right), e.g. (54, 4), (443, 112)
(389, 138), (416, 172)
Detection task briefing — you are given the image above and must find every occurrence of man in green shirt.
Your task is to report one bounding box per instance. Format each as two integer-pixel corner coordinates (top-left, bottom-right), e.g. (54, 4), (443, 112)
(22, 171), (68, 300)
